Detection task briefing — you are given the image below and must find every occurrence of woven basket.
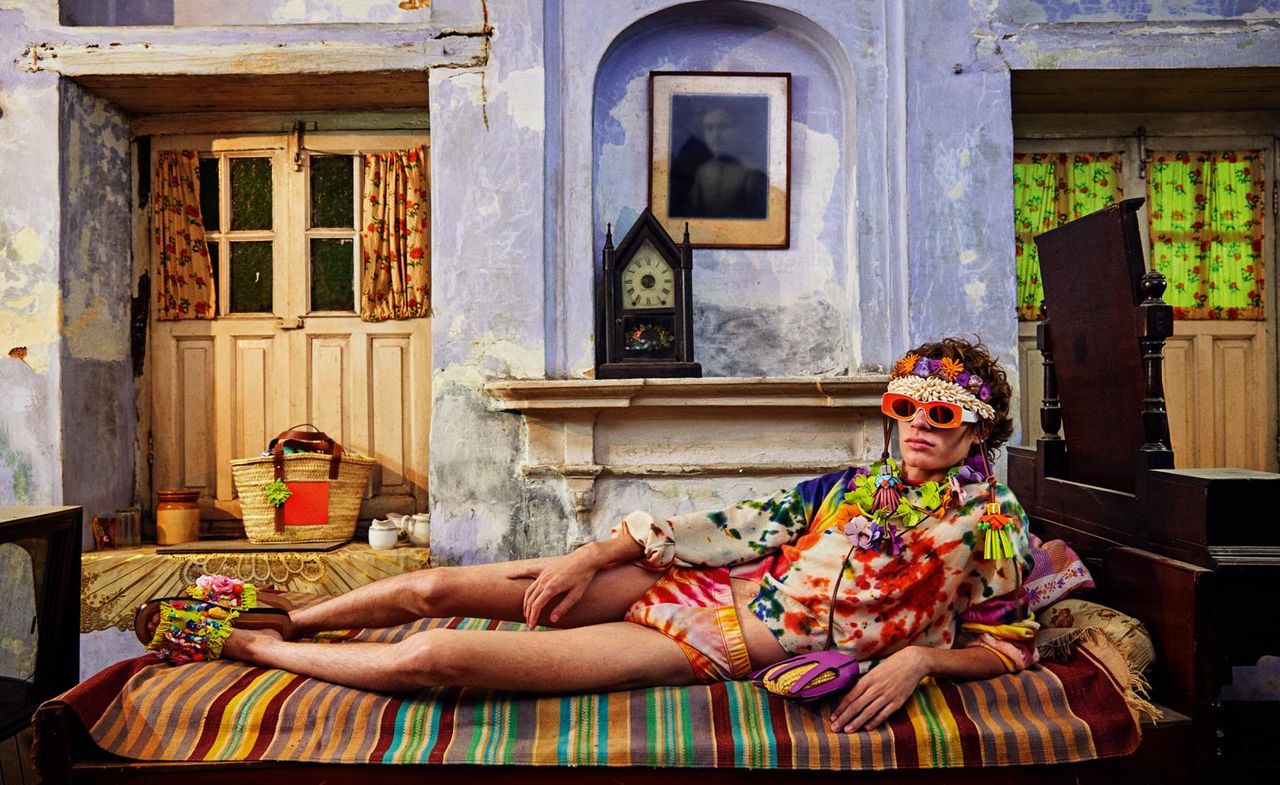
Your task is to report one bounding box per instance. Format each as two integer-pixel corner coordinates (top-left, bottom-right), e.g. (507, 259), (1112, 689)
(232, 451), (375, 543)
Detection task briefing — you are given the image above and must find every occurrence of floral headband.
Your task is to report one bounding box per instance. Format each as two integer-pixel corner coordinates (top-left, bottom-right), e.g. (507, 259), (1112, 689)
(888, 353), (996, 422)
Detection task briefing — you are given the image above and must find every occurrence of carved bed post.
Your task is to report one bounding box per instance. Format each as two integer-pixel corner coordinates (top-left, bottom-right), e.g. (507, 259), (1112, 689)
(1036, 306), (1068, 479)
(1135, 270), (1175, 469)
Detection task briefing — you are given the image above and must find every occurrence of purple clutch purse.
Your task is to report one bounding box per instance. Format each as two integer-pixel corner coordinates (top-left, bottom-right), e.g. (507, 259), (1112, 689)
(748, 650), (862, 701)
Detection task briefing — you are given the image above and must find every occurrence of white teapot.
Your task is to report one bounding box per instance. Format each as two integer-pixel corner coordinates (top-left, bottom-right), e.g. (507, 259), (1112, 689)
(406, 513), (430, 548)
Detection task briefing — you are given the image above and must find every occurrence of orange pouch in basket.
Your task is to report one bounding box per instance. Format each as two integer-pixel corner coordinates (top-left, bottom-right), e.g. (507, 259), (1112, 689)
(282, 482), (330, 526)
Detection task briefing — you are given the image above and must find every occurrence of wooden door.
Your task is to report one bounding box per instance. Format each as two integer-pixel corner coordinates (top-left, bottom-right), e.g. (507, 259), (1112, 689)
(151, 133), (431, 527)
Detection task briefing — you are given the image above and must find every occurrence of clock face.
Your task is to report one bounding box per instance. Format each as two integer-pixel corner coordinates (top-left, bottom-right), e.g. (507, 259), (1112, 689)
(620, 241), (676, 310)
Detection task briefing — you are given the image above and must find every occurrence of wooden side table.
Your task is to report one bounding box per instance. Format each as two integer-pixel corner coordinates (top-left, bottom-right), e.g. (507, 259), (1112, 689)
(81, 541), (430, 632)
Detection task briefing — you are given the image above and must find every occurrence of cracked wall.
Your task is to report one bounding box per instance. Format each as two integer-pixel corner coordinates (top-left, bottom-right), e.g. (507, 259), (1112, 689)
(1012, 0), (1280, 23)
(427, 0), (569, 564)
(1, 2), (63, 508)
(58, 78), (136, 547)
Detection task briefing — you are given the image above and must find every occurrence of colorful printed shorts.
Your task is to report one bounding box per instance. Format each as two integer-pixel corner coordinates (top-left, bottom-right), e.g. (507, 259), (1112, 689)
(623, 565), (753, 683)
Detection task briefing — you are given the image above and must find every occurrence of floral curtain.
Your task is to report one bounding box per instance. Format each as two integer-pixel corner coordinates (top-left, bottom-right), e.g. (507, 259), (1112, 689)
(1013, 152), (1124, 321)
(1148, 150), (1266, 319)
(360, 145), (431, 321)
(152, 150), (215, 320)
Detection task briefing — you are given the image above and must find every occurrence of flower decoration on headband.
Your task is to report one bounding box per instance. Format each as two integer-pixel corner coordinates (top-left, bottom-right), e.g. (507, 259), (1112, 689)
(887, 352), (996, 422)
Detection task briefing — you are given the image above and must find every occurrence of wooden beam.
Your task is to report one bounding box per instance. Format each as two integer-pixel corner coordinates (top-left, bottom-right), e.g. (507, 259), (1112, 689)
(73, 72), (432, 115)
(131, 109), (429, 136)
(21, 24), (489, 76)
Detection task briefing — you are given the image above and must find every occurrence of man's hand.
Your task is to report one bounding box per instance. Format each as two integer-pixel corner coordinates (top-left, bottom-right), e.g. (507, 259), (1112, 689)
(830, 646), (930, 733)
(507, 547), (605, 627)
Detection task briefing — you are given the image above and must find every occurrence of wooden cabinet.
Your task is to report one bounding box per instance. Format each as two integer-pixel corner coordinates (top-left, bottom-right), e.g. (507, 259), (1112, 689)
(0, 507), (81, 741)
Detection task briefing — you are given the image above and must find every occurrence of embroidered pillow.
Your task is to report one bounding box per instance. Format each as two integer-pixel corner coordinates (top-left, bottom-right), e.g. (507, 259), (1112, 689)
(1038, 598), (1155, 677)
(1023, 535), (1094, 611)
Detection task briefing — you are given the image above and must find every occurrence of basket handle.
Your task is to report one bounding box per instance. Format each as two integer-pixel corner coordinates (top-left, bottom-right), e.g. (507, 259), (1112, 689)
(269, 423), (335, 453)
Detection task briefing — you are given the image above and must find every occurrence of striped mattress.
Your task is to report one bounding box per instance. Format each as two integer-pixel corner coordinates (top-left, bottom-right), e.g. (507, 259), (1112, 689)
(54, 616), (1140, 769)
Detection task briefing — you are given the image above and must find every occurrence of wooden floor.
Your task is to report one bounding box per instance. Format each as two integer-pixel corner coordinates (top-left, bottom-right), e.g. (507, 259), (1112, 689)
(0, 727), (35, 785)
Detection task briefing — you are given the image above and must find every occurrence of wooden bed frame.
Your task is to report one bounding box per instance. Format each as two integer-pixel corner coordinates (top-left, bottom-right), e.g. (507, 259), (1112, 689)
(31, 201), (1240, 783)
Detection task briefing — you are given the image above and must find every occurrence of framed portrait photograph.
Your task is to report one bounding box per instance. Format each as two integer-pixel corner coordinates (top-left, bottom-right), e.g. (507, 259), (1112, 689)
(649, 71), (791, 249)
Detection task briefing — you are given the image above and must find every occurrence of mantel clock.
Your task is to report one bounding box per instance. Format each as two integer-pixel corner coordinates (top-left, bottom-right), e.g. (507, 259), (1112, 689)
(596, 208), (701, 379)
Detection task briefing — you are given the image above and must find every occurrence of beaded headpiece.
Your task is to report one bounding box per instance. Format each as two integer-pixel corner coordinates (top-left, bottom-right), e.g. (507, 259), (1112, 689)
(887, 352), (995, 422)
(879, 349), (1016, 561)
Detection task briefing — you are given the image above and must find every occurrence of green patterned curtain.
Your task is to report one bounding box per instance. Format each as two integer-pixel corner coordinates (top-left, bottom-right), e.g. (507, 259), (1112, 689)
(1013, 153), (1124, 321)
(1148, 151), (1266, 319)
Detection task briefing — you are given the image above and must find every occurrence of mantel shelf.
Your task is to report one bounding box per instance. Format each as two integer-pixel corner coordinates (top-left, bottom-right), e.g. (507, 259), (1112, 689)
(482, 376), (890, 534)
(484, 375), (889, 411)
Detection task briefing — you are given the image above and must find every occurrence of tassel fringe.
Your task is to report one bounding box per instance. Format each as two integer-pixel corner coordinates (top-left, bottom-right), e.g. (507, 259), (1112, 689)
(1036, 627), (1163, 723)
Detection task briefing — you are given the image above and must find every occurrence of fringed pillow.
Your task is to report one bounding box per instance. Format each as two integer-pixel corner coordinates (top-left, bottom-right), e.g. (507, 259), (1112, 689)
(1036, 598), (1159, 721)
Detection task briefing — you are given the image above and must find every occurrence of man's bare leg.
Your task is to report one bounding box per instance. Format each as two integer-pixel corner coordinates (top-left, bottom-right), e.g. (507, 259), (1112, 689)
(289, 559), (662, 637)
(225, 621), (699, 693)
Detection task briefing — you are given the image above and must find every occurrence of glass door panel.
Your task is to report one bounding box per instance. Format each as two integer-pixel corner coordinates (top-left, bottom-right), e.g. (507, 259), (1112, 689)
(229, 157), (273, 231)
(228, 241), (274, 313)
(306, 154), (358, 314)
(310, 155), (355, 228)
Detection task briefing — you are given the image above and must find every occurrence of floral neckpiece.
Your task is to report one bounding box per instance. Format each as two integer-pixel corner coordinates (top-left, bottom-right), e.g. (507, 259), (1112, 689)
(841, 458), (1012, 559)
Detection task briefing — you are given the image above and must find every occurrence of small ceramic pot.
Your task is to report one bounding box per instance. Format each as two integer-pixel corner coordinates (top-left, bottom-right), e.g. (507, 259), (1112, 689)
(407, 513), (430, 548)
(368, 520), (399, 550)
(156, 490), (201, 545)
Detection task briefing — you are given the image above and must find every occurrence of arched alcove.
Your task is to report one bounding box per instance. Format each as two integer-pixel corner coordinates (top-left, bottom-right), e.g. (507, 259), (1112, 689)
(592, 1), (857, 376)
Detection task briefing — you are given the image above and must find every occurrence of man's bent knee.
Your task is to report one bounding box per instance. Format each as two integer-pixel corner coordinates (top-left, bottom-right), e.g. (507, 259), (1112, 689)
(408, 569), (451, 619)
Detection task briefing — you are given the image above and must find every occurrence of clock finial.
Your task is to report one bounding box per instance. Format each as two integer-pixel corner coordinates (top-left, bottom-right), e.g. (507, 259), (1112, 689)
(605, 223), (614, 249)
(683, 222), (691, 244)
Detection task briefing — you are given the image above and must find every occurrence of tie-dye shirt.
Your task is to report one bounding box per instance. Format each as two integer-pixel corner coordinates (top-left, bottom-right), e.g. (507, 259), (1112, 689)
(615, 466), (1039, 670)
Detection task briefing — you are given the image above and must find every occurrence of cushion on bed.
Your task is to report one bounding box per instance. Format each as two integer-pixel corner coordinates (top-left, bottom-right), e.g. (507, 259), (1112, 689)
(48, 616), (1142, 770)
(1024, 535), (1095, 611)
(1038, 599), (1155, 675)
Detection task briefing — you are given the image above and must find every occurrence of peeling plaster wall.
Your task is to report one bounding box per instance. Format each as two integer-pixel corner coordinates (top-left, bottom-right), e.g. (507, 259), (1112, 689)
(1012, 0), (1280, 23)
(59, 79), (135, 547)
(171, 0), (433, 25)
(593, 6), (852, 376)
(904, 3), (1017, 366)
(0, 3), (63, 507)
(427, 0), (567, 564)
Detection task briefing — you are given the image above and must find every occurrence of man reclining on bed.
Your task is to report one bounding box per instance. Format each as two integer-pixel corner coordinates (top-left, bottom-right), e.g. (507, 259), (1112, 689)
(137, 336), (1038, 734)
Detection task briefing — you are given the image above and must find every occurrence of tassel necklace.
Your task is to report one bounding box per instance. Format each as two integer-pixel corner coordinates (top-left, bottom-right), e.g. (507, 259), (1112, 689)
(840, 456), (1007, 559)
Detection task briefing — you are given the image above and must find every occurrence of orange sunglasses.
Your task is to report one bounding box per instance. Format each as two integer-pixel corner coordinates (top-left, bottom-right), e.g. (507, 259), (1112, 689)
(881, 392), (979, 429)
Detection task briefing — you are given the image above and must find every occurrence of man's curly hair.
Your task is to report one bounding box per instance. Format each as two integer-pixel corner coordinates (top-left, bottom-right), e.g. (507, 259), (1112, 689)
(899, 336), (1013, 462)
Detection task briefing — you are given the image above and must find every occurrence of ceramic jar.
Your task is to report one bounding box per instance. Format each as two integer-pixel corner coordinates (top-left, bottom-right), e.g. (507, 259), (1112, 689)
(368, 519), (399, 550)
(156, 490), (201, 545)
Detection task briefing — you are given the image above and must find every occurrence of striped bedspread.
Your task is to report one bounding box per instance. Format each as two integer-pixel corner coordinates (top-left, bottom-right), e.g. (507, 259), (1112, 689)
(55, 617), (1140, 769)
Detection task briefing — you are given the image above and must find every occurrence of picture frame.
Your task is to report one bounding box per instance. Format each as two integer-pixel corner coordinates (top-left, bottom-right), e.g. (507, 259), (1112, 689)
(648, 71), (791, 249)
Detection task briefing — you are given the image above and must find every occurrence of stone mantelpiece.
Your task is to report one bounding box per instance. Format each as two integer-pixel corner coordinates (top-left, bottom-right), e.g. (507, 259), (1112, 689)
(484, 376), (890, 541)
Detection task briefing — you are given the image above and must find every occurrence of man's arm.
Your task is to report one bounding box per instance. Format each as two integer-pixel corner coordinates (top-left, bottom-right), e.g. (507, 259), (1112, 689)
(829, 645), (1007, 733)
